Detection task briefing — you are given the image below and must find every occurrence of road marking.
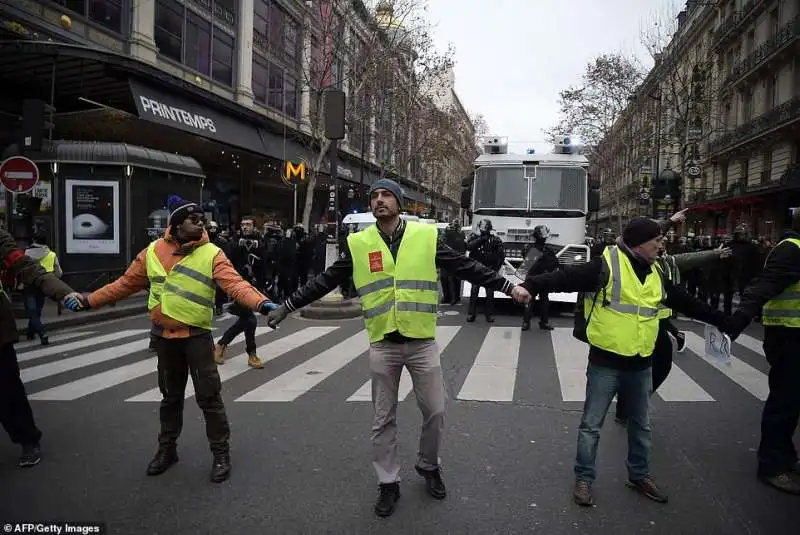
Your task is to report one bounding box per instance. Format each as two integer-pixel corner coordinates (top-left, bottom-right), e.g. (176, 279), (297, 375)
(30, 357), (158, 401)
(16, 331), (95, 349)
(17, 330), (149, 363)
(457, 327), (521, 401)
(734, 333), (764, 357)
(126, 327), (338, 402)
(22, 338), (153, 383)
(550, 327), (590, 402)
(684, 331), (768, 401)
(346, 326), (462, 402)
(655, 363), (715, 401)
(236, 330), (370, 402)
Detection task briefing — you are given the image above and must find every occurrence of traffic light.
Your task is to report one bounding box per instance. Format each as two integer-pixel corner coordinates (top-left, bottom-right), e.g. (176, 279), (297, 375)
(20, 99), (55, 152)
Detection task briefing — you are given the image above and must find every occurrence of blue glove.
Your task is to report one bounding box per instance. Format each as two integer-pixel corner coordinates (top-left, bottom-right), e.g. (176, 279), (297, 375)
(63, 292), (86, 312)
(260, 301), (279, 315)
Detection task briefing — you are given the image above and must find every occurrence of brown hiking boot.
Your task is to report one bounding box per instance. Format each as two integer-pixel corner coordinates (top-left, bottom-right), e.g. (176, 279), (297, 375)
(214, 344), (226, 365)
(573, 479), (593, 506)
(247, 352), (263, 369)
(627, 476), (668, 503)
(759, 472), (800, 495)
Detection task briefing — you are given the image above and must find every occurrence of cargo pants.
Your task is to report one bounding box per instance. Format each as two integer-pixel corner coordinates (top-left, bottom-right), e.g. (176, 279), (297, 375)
(369, 338), (446, 484)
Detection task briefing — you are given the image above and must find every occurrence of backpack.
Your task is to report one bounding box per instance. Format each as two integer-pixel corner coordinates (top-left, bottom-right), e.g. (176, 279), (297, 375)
(572, 259), (609, 343)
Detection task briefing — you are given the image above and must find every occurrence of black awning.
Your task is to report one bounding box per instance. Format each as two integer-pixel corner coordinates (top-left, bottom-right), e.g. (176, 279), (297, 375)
(0, 40), (312, 159)
(401, 188), (427, 203)
(2, 140), (204, 177)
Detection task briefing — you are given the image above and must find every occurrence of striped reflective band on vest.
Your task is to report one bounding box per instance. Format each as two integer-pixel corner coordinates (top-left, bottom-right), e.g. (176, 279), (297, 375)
(607, 246), (663, 317)
(357, 278), (439, 318)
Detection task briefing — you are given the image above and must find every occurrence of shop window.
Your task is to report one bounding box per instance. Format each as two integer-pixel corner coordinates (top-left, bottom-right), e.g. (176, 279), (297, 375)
(212, 32), (234, 86)
(154, 0), (183, 63)
(284, 20), (299, 64)
(268, 62), (284, 111)
(185, 12), (212, 76)
(89, 0), (122, 32)
(268, 2), (283, 57)
(252, 58), (268, 104)
(154, 0), (236, 87)
(53, 1), (122, 33)
(285, 75), (298, 118)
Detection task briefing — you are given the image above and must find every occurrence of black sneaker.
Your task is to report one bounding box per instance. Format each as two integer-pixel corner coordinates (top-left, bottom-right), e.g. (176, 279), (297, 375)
(146, 447), (178, 476)
(19, 443), (41, 468)
(539, 322), (554, 331)
(416, 466), (447, 499)
(674, 332), (686, 352)
(374, 482), (400, 517)
(210, 453), (231, 483)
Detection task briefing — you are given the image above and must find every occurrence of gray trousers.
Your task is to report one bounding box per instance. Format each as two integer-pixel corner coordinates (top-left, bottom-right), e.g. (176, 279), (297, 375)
(369, 338), (446, 484)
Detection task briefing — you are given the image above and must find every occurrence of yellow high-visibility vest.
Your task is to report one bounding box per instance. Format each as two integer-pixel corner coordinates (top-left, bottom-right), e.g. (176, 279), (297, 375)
(349, 221), (439, 343)
(761, 237), (800, 328)
(585, 246), (665, 357)
(39, 251), (56, 273)
(145, 240), (220, 330)
(656, 254), (678, 319)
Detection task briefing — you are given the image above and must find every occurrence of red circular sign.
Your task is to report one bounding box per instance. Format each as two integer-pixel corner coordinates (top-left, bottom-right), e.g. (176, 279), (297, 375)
(0, 156), (40, 194)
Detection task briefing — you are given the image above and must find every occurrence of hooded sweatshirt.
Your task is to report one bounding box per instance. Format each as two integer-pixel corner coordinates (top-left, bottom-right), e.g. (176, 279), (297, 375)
(24, 244), (62, 278)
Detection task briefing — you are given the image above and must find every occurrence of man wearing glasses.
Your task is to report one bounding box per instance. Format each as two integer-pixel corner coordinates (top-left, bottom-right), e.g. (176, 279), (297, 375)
(76, 195), (278, 484)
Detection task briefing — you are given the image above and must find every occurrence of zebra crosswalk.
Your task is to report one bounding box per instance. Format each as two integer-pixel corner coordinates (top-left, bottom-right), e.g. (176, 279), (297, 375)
(16, 322), (770, 405)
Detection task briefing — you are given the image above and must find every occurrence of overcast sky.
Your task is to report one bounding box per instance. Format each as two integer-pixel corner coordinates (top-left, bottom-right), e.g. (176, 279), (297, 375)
(424, 0), (684, 154)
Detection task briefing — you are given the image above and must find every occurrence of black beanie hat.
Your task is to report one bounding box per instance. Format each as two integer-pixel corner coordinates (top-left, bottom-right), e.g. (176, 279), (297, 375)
(167, 195), (201, 226)
(622, 217), (662, 247)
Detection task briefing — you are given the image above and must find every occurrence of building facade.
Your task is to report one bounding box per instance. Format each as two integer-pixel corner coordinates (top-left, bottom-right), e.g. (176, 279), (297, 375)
(596, 0), (799, 241)
(0, 0), (465, 234)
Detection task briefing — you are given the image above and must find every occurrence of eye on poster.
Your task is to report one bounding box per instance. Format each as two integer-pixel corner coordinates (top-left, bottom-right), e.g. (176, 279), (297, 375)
(65, 179), (120, 254)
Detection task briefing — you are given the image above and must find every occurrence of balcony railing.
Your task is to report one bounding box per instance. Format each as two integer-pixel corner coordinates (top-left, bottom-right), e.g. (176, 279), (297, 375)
(713, 0), (765, 48)
(722, 15), (800, 91)
(708, 96), (800, 155)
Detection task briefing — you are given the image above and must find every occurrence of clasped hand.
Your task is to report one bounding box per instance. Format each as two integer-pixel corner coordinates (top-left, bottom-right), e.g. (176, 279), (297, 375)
(62, 292), (88, 312)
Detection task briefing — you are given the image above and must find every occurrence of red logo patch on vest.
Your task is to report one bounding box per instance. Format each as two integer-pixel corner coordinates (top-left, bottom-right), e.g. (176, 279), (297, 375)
(368, 251), (383, 273)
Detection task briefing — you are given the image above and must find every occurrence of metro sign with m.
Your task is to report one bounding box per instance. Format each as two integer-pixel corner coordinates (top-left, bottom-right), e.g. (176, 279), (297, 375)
(283, 160), (306, 183)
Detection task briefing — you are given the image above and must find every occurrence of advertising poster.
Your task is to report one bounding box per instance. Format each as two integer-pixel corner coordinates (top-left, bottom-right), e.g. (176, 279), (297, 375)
(65, 179), (120, 254)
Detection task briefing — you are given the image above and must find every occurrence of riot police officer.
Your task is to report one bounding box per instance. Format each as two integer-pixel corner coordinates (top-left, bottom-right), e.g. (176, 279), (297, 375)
(466, 219), (505, 323)
(521, 225), (559, 331)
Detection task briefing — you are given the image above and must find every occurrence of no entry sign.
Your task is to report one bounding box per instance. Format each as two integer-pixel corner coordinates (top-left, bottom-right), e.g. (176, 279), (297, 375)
(0, 156), (40, 194)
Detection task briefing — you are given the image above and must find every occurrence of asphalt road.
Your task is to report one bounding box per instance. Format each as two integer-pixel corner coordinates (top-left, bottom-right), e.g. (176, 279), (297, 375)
(1, 301), (797, 535)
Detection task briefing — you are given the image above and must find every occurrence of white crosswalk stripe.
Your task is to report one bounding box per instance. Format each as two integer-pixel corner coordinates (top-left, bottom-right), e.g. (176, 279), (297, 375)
(15, 321), (772, 405)
(126, 326), (339, 402)
(236, 330), (370, 402)
(457, 327), (522, 401)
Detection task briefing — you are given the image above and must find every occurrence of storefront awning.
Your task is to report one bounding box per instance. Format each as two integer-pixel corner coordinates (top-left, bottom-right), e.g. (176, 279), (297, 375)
(1, 140), (205, 177)
(0, 40), (312, 161)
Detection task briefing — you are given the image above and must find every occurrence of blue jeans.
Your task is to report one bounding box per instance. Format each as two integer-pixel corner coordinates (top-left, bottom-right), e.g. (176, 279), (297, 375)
(23, 290), (46, 338)
(574, 362), (652, 482)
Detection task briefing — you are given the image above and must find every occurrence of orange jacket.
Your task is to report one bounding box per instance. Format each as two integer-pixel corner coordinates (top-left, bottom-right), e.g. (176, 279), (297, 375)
(88, 229), (269, 338)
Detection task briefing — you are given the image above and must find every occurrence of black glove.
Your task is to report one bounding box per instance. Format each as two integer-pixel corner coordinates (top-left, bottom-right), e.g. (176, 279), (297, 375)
(259, 301), (279, 315)
(720, 311), (750, 341)
(266, 304), (289, 329)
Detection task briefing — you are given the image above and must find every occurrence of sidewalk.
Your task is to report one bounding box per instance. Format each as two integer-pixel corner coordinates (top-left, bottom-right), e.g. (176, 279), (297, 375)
(14, 294), (148, 334)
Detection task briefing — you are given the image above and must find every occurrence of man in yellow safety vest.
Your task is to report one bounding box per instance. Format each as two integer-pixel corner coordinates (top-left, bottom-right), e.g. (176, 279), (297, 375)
(77, 195), (278, 483)
(23, 233), (62, 345)
(726, 207), (800, 495)
(266, 178), (531, 517)
(522, 216), (737, 507)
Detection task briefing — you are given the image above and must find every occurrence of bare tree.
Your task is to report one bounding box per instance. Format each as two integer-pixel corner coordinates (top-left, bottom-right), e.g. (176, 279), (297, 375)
(292, 0), (452, 228)
(640, 4), (723, 208)
(546, 53), (646, 231)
